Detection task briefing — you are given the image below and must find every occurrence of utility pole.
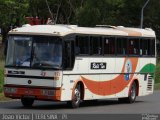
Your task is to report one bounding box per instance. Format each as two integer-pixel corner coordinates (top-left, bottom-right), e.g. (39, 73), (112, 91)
(140, 0), (150, 28)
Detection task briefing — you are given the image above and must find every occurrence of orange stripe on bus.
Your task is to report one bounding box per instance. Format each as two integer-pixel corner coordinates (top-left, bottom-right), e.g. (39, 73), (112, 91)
(118, 28), (142, 36)
(81, 58), (138, 96)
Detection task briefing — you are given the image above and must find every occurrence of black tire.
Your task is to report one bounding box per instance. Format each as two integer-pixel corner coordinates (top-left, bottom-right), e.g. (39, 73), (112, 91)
(118, 82), (137, 103)
(67, 84), (82, 108)
(128, 82), (137, 103)
(21, 98), (34, 107)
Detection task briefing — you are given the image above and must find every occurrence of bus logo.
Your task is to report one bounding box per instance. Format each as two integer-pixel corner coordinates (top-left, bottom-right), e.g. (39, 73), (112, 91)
(124, 59), (132, 81)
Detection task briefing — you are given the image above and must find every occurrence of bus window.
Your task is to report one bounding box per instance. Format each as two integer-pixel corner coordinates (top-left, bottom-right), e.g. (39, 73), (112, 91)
(140, 39), (150, 56)
(63, 41), (75, 69)
(103, 37), (115, 55)
(76, 36), (89, 55)
(150, 39), (155, 56)
(5, 36), (63, 69)
(116, 38), (127, 55)
(128, 39), (139, 55)
(90, 36), (102, 55)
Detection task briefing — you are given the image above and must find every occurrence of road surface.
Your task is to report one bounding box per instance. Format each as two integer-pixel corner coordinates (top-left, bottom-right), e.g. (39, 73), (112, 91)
(0, 91), (159, 114)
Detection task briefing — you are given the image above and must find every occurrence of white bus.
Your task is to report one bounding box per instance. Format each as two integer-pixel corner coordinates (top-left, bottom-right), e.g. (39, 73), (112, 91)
(4, 25), (156, 108)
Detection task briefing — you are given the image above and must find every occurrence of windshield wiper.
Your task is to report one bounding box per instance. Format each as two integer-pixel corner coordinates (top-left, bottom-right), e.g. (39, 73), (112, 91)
(32, 62), (61, 70)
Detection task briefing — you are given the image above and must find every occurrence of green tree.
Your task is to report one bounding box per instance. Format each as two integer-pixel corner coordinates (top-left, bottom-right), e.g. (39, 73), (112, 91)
(145, 0), (160, 39)
(0, 0), (29, 43)
(117, 0), (143, 27)
(28, 0), (84, 24)
(0, 0), (160, 43)
(75, 0), (124, 27)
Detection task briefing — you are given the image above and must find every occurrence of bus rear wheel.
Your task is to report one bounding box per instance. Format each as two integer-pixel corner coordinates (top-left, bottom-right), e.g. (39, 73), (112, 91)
(128, 82), (137, 103)
(118, 82), (137, 103)
(21, 98), (34, 107)
(68, 84), (82, 108)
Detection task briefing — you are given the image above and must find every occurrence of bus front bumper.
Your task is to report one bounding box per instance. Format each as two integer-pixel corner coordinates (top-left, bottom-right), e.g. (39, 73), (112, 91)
(3, 85), (61, 101)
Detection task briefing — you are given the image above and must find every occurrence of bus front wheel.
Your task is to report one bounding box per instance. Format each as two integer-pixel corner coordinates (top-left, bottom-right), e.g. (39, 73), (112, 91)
(21, 98), (34, 107)
(68, 84), (82, 108)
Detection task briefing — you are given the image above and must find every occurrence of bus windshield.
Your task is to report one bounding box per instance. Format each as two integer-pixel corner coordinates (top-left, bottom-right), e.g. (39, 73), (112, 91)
(6, 35), (62, 69)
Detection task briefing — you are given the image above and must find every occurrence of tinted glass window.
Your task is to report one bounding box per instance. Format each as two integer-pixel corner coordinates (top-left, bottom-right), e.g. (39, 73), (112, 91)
(150, 39), (155, 56)
(104, 37), (115, 55)
(140, 39), (150, 56)
(117, 38), (127, 55)
(76, 36), (89, 55)
(90, 36), (102, 55)
(128, 39), (139, 55)
(6, 36), (62, 69)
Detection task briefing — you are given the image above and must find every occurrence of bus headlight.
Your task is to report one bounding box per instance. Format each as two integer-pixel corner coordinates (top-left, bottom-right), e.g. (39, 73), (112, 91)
(4, 87), (17, 93)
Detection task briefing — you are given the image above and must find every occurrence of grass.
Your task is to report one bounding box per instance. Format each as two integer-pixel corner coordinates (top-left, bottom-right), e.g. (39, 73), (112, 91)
(0, 43), (5, 100)
(0, 66), (4, 93)
(0, 59), (10, 101)
(0, 44), (4, 93)
(154, 83), (160, 90)
(155, 57), (160, 84)
(0, 60), (4, 101)
(0, 93), (10, 101)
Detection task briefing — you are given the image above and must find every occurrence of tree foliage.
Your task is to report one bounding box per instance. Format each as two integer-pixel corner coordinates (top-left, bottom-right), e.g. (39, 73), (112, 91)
(0, 0), (160, 42)
(0, 0), (29, 42)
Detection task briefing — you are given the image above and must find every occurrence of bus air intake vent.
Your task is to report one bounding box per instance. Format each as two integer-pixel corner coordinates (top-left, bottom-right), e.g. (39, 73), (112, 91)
(147, 75), (153, 91)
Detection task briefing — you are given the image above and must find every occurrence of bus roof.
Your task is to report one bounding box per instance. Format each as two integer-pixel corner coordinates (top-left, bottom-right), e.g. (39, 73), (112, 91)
(9, 24), (156, 38)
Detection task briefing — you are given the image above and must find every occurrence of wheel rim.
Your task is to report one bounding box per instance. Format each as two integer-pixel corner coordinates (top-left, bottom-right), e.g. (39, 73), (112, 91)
(131, 84), (136, 100)
(74, 87), (81, 104)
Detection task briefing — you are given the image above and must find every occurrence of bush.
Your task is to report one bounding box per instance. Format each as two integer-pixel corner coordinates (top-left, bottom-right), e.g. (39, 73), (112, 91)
(0, 45), (4, 93)
(155, 60), (160, 84)
(0, 44), (4, 60)
(0, 68), (4, 93)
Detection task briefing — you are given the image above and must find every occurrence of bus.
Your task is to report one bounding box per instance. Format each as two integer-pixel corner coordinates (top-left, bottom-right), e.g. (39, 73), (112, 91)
(4, 24), (156, 108)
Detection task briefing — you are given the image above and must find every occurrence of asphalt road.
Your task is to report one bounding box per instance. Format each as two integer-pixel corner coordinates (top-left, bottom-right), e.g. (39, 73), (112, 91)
(0, 91), (160, 114)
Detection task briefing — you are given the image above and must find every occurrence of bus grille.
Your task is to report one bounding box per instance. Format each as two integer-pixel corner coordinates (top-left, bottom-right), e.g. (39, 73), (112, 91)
(147, 75), (153, 91)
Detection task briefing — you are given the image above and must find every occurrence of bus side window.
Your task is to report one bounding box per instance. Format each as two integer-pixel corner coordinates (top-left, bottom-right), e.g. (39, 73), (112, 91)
(140, 39), (149, 56)
(90, 36), (102, 55)
(63, 41), (75, 70)
(146, 40), (149, 55)
(128, 39), (134, 54)
(76, 36), (89, 55)
(75, 46), (80, 55)
(148, 39), (154, 56)
(104, 37), (115, 55)
(116, 38), (127, 55)
(128, 39), (139, 55)
(150, 39), (155, 56)
(140, 49), (143, 55)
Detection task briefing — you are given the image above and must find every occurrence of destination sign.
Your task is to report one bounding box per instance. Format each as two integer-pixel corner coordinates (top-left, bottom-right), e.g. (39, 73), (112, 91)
(90, 62), (106, 69)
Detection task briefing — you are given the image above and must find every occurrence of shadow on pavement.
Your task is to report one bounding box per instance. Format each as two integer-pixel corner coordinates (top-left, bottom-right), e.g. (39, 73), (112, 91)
(7, 99), (144, 110)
